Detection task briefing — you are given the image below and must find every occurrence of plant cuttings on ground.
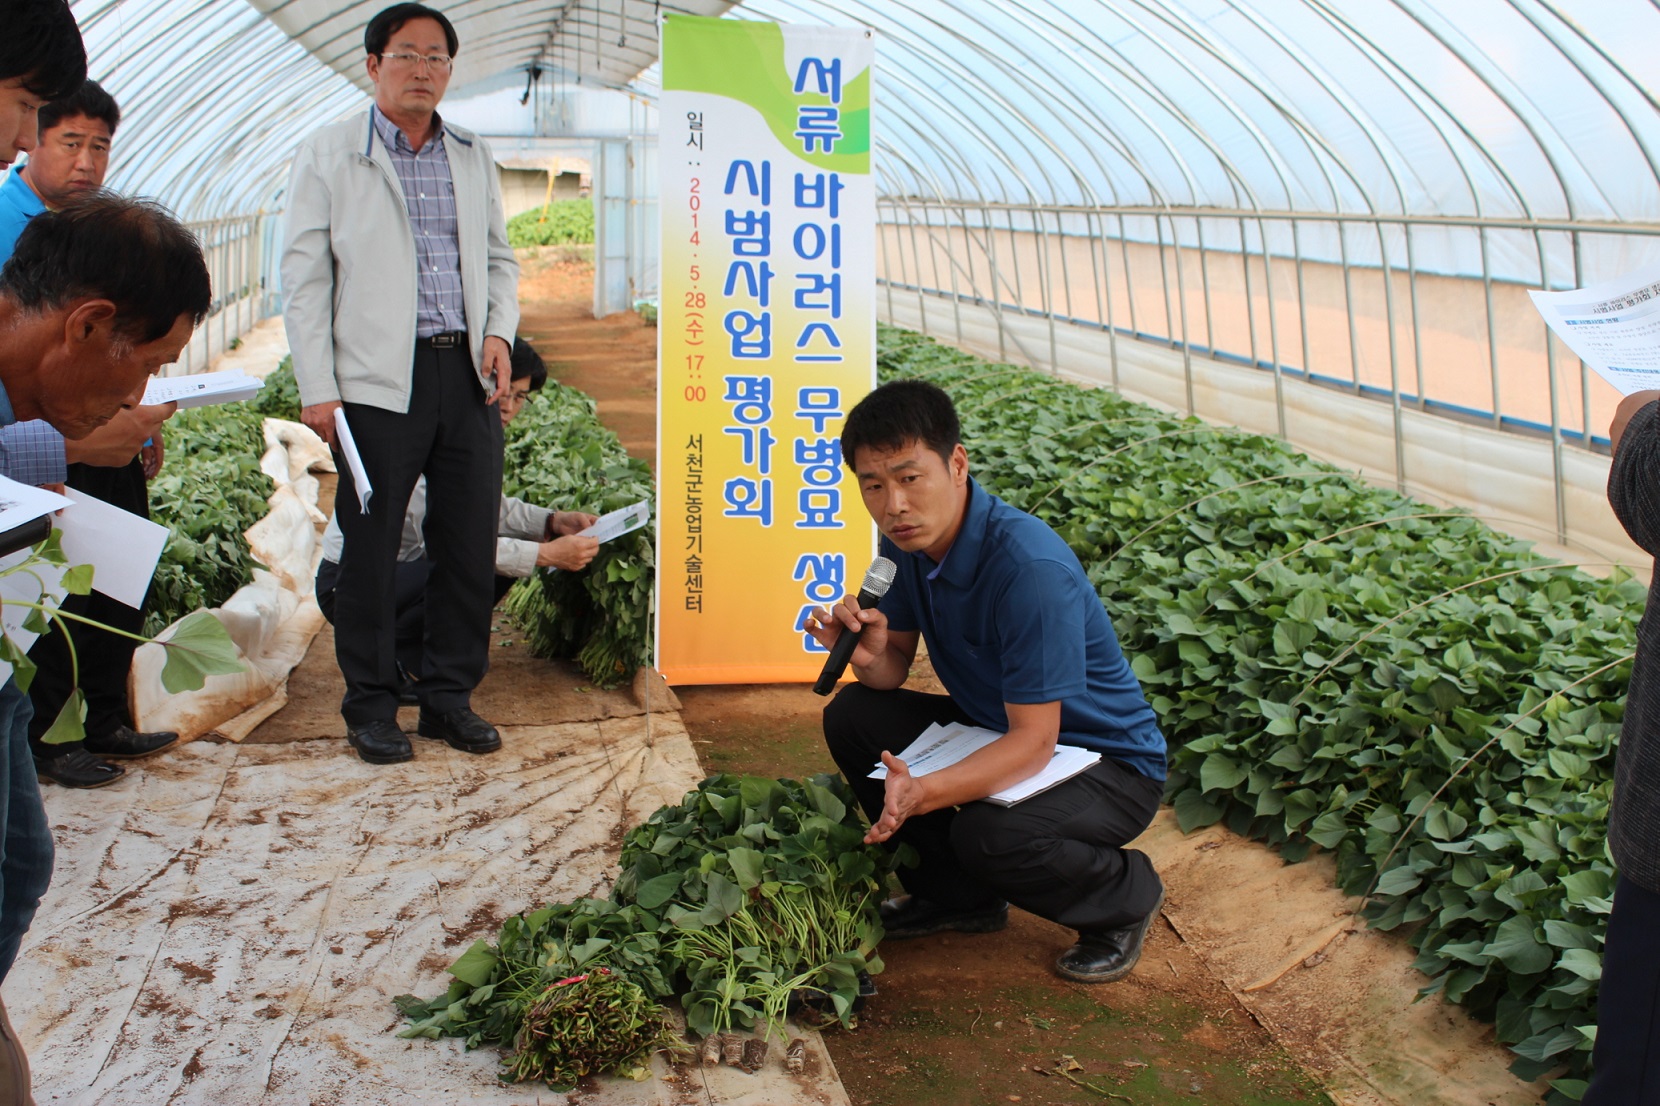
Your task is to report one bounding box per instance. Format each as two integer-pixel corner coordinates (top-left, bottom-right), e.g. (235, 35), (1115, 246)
(394, 772), (904, 1090)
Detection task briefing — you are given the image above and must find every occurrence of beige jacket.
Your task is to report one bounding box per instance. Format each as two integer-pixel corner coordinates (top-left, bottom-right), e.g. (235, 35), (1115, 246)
(280, 111), (519, 412)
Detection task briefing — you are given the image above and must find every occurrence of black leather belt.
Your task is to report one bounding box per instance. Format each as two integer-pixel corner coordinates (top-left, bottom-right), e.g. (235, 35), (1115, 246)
(416, 331), (465, 348)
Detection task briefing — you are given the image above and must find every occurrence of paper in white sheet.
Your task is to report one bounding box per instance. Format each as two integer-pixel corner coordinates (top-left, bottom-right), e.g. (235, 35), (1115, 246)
(580, 499), (651, 544)
(333, 407), (373, 513)
(868, 720), (1101, 806)
(143, 369), (263, 409)
(54, 487), (169, 608)
(0, 476), (69, 536)
(1530, 261), (1660, 396)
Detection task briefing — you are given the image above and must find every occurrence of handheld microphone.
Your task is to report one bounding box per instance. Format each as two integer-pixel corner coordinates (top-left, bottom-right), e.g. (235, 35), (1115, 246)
(812, 556), (898, 696)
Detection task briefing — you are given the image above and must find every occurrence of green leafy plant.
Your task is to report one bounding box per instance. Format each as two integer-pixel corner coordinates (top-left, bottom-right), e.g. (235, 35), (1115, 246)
(145, 399), (273, 636)
(498, 380), (654, 687)
(247, 356), (301, 422)
(507, 200), (595, 248)
(396, 773), (898, 1084)
(1, 531), (245, 743)
(875, 323), (1632, 1101)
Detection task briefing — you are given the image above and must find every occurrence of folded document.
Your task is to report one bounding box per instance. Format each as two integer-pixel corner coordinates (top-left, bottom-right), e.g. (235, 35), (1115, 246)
(870, 721), (1101, 807)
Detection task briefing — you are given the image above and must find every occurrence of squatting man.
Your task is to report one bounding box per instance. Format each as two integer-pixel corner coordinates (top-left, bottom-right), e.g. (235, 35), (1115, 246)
(808, 380), (1169, 983)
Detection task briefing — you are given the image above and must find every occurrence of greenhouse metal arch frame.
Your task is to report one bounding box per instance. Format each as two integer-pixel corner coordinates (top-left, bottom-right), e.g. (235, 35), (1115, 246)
(61, 0), (1660, 550)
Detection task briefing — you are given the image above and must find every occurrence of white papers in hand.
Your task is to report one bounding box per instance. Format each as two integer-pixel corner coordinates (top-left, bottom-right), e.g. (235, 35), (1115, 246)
(55, 488), (169, 608)
(0, 477), (69, 536)
(580, 499), (651, 544)
(143, 369), (263, 409)
(333, 407), (373, 513)
(869, 721), (1101, 806)
(1530, 261), (1660, 396)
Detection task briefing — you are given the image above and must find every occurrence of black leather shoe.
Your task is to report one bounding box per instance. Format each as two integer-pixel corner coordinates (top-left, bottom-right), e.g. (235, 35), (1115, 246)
(84, 725), (178, 760)
(416, 707), (502, 754)
(34, 747), (125, 788)
(346, 720), (413, 765)
(1055, 888), (1166, 984)
(878, 895), (1008, 939)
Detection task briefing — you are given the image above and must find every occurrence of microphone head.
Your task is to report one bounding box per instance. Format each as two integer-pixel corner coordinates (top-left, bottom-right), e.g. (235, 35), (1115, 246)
(861, 556), (898, 599)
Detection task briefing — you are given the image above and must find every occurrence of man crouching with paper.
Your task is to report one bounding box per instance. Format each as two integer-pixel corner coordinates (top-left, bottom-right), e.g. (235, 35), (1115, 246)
(806, 380), (1169, 983)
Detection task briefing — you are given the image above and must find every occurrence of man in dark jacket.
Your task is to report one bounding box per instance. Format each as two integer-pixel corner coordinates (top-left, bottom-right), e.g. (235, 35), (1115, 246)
(1590, 388), (1660, 1102)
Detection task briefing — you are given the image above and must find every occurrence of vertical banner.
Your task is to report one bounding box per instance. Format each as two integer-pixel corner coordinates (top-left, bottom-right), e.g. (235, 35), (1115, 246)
(657, 15), (876, 685)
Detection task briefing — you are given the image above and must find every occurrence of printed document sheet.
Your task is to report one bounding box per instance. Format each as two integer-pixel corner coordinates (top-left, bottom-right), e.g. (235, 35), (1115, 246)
(55, 488), (169, 609)
(333, 408), (372, 513)
(143, 369), (263, 409)
(581, 499), (651, 544)
(1530, 261), (1660, 395)
(870, 721), (1101, 806)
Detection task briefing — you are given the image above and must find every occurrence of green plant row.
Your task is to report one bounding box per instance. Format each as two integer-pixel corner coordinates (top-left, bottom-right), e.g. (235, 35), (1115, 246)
(396, 773), (895, 1088)
(499, 380), (655, 687)
(143, 357), (300, 636)
(506, 200), (595, 248)
(875, 324), (1638, 1102)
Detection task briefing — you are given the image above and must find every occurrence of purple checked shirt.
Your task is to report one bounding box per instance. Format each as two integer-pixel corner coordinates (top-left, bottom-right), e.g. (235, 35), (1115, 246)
(371, 107), (467, 338)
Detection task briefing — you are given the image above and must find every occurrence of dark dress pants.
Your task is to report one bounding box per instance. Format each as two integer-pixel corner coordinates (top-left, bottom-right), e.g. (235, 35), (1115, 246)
(824, 683), (1165, 933)
(332, 345), (502, 724)
(1583, 874), (1660, 1103)
(316, 556), (515, 680)
(27, 458), (149, 754)
(0, 679), (46, 983)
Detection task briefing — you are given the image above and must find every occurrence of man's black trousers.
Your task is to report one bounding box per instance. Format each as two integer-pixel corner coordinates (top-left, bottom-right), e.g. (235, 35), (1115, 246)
(1583, 874), (1660, 1103)
(26, 458), (149, 754)
(332, 344), (501, 724)
(315, 556), (515, 678)
(824, 683), (1165, 933)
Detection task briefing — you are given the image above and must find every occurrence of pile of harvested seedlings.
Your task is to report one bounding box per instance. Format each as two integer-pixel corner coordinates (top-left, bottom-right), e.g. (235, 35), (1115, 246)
(395, 772), (900, 1090)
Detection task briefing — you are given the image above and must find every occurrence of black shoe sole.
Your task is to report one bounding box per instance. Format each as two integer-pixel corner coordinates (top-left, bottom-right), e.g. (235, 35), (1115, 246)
(414, 721), (501, 755)
(881, 906), (1009, 940)
(346, 734), (413, 765)
(1055, 889), (1166, 984)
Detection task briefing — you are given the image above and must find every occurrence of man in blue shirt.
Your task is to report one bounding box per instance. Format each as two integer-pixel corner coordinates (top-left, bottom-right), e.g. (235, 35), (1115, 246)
(809, 380), (1168, 984)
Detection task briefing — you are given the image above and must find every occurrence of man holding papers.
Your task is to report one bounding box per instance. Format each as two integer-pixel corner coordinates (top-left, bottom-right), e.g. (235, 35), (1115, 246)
(808, 381), (1168, 984)
(313, 340), (596, 699)
(282, 3), (519, 764)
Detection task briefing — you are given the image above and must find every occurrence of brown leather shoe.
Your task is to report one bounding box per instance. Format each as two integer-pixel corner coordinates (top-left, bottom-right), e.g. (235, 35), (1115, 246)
(0, 994), (35, 1105)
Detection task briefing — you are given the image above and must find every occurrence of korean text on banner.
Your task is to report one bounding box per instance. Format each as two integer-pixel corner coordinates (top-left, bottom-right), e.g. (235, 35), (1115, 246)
(657, 15), (876, 685)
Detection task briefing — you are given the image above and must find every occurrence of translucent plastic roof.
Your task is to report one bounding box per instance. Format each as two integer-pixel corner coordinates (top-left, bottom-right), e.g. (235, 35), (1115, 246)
(245, 0), (737, 95)
(59, 0), (1660, 232)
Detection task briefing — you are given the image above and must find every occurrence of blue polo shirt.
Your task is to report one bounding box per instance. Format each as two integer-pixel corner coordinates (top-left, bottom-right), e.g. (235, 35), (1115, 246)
(0, 168), (45, 261)
(880, 477), (1167, 781)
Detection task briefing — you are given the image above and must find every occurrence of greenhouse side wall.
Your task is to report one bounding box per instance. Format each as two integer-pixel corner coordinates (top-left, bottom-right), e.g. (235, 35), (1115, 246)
(879, 285), (1646, 575)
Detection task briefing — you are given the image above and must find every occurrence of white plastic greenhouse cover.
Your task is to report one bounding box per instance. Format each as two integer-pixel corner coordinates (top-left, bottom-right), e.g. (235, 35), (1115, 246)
(63, 0), (1660, 273)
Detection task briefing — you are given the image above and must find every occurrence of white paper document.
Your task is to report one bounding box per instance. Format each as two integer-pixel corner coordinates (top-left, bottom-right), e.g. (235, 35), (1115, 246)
(143, 369), (263, 409)
(54, 488), (169, 609)
(1530, 261), (1660, 396)
(579, 499), (651, 544)
(333, 407), (373, 513)
(869, 721), (1102, 807)
(0, 477), (69, 537)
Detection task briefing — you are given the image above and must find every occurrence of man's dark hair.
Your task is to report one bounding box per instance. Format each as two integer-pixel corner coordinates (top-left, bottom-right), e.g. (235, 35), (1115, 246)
(365, 3), (459, 59)
(0, 192), (211, 343)
(841, 379), (962, 470)
(39, 78), (119, 137)
(2, 0), (86, 100)
(510, 337), (546, 390)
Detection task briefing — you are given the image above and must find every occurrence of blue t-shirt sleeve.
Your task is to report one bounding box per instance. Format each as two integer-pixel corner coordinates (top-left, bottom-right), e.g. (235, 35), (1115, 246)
(877, 539), (919, 632)
(994, 558), (1091, 705)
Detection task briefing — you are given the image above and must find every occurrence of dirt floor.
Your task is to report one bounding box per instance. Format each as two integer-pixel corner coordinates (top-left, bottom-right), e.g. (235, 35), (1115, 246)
(517, 259), (1331, 1106)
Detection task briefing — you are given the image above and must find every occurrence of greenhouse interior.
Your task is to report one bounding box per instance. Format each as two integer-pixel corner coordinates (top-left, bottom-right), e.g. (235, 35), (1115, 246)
(2, 0), (1657, 1103)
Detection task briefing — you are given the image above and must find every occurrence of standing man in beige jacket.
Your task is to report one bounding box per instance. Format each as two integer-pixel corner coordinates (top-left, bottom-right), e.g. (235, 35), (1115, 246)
(281, 2), (520, 765)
